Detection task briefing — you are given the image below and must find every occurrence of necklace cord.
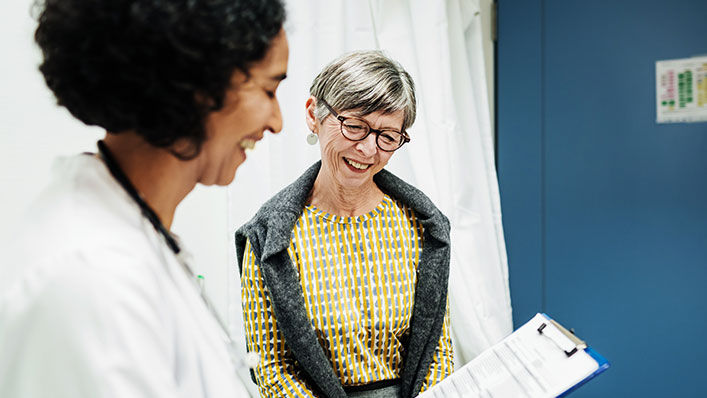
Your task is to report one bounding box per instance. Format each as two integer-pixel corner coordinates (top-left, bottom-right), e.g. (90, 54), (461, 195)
(96, 140), (181, 254)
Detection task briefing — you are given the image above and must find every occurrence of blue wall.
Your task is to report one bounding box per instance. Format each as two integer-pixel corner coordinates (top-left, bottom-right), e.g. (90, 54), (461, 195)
(497, 0), (707, 396)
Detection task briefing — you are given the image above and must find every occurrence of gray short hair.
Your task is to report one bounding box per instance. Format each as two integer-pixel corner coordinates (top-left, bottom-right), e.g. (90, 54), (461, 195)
(310, 50), (416, 130)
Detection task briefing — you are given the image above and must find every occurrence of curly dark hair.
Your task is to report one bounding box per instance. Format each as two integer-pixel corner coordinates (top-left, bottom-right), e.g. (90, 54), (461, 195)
(34, 0), (286, 159)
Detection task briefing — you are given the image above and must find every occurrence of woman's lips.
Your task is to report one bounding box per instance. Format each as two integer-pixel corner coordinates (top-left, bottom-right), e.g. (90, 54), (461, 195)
(343, 157), (371, 173)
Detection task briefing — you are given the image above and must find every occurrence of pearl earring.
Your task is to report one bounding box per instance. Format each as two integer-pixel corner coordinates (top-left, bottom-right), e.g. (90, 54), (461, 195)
(306, 132), (318, 145)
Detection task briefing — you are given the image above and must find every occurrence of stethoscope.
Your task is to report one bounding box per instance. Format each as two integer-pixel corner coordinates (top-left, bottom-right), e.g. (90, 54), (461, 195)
(96, 140), (258, 373)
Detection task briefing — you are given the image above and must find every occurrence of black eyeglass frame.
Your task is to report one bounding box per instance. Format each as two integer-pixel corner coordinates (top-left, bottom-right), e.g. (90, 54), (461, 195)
(319, 98), (411, 152)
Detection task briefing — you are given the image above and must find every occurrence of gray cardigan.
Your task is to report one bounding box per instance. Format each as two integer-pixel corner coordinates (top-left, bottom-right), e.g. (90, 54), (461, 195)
(235, 162), (451, 398)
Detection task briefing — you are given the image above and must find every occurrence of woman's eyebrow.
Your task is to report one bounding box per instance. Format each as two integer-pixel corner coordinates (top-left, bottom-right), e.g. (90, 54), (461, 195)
(356, 113), (403, 131)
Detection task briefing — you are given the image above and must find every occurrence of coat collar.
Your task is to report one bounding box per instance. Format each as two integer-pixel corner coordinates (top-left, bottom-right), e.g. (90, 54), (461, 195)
(254, 161), (449, 258)
(236, 161), (450, 398)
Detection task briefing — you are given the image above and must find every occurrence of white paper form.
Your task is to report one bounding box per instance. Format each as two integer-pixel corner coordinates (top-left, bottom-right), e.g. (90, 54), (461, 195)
(420, 314), (600, 398)
(656, 56), (707, 123)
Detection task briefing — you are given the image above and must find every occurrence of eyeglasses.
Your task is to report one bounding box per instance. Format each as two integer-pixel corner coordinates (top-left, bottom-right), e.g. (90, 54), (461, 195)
(319, 98), (410, 152)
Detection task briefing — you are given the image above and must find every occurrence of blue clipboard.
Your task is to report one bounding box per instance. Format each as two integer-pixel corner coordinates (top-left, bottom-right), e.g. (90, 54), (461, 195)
(539, 314), (611, 397)
(556, 347), (610, 397)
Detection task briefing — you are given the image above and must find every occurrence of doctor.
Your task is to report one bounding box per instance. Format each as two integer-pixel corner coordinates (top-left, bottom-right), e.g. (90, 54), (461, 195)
(0, 0), (287, 397)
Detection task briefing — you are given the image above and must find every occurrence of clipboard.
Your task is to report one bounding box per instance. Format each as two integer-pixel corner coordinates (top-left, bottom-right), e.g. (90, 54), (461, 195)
(419, 313), (610, 398)
(537, 314), (610, 397)
(557, 347), (609, 398)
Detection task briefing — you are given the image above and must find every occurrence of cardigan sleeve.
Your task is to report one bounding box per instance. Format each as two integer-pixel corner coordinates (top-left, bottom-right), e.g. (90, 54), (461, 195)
(418, 296), (454, 392)
(241, 239), (317, 398)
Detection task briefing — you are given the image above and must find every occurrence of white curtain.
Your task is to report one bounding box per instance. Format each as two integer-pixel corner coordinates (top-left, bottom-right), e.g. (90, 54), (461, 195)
(226, 1), (512, 394)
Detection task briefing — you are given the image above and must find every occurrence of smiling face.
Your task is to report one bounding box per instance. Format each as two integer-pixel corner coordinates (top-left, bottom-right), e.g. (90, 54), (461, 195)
(196, 28), (289, 186)
(307, 97), (403, 192)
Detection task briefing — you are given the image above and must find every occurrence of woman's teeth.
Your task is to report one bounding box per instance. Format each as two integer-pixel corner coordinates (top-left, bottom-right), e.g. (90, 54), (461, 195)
(345, 158), (370, 170)
(240, 139), (256, 150)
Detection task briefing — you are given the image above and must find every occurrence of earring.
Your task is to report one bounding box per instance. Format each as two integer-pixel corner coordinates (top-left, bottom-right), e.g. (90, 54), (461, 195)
(306, 132), (318, 145)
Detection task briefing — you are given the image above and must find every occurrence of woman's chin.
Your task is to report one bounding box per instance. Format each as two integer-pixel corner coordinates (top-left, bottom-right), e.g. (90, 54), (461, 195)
(334, 172), (373, 190)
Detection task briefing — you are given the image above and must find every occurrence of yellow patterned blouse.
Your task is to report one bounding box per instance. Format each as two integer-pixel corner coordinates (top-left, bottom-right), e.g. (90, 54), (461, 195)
(241, 194), (453, 397)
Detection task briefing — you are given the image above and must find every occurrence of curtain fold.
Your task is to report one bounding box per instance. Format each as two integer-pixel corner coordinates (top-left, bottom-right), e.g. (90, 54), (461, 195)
(227, 1), (511, 394)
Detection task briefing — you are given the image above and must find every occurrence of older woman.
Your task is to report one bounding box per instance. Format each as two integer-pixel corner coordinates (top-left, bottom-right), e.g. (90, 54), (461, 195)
(237, 51), (453, 398)
(0, 1), (287, 397)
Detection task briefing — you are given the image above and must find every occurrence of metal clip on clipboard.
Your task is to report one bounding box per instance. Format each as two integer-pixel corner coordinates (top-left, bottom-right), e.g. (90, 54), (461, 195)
(537, 318), (588, 357)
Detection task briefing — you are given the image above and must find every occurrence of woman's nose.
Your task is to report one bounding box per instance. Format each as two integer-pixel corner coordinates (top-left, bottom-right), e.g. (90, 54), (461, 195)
(355, 132), (378, 156)
(266, 98), (283, 134)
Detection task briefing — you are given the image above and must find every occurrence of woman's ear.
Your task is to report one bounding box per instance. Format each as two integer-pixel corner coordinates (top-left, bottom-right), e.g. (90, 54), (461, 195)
(305, 96), (318, 133)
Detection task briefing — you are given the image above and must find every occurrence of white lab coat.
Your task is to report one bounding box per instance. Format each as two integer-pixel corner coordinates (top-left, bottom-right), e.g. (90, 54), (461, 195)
(0, 155), (250, 398)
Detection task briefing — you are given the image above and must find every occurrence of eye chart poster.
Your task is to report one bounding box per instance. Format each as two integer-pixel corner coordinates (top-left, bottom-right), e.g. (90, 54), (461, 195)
(656, 56), (707, 123)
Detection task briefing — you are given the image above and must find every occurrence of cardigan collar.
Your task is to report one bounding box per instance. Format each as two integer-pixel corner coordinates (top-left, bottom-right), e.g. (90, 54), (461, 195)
(236, 161), (450, 398)
(257, 161), (449, 260)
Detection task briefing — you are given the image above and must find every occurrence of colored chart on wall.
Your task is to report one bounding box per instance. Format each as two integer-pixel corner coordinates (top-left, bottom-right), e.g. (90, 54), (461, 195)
(656, 55), (707, 123)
